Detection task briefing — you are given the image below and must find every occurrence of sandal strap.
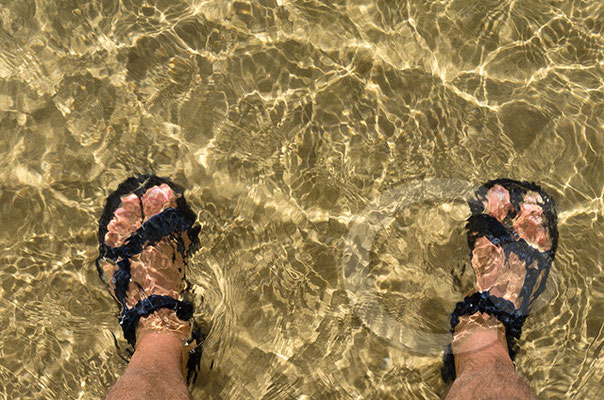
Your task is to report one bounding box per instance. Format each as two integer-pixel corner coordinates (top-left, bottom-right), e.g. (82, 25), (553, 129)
(466, 214), (515, 251)
(467, 214), (554, 271)
(100, 206), (197, 261)
(449, 291), (526, 340)
(120, 295), (194, 346)
(466, 214), (555, 315)
(120, 295), (205, 385)
(97, 175), (186, 246)
(468, 178), (559, 247)
(442, 291), (528, 384)
(96, 205), (201, 308)
(185, 323), (206, 384)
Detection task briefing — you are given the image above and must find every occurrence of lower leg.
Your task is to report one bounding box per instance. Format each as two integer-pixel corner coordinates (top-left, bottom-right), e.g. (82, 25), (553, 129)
(105, 331), (191, 400)
(444, 314), (535, 400)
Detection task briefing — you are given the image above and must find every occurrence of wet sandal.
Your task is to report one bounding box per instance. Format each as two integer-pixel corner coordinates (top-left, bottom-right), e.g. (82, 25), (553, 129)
(442, 178), (559, 384)
(95, 174), (205, 384)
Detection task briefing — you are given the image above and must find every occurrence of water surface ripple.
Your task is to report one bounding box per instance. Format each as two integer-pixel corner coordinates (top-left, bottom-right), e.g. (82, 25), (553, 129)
(0, 0), (602, 399)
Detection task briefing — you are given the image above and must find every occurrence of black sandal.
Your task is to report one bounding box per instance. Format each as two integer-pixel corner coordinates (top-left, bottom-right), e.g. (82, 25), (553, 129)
(95, 174), (204, 384)
(442, 178), (559, 384)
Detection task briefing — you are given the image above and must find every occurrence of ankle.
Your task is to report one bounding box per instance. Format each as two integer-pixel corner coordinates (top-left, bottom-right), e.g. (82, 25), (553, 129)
(135, 308), (191, 344)
(452, 313), (512, 375)
(134, 331), (187, 372)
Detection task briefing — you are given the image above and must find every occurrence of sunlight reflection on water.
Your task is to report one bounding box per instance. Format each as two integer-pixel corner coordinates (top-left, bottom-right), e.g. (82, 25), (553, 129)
(0, 1), (602, 399)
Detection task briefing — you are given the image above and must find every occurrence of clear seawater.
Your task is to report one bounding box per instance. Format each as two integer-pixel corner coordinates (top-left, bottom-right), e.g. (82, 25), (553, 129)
(0, 0), (602, 399)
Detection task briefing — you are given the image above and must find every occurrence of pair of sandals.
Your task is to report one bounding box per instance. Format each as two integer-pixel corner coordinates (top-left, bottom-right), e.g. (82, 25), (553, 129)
(95, 176), (558, 386)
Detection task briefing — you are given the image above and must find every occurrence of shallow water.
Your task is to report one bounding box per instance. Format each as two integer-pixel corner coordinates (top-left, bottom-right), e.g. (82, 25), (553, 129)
(0, 0), (602, 399)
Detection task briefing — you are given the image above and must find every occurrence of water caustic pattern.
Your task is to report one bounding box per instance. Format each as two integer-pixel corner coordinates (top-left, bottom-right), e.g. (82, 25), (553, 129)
(0, 0), (602, 398)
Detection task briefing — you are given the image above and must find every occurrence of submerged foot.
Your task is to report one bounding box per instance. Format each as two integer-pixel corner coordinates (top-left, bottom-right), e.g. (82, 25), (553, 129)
(96, 176), (200, 346)
(444, 179), (558, 380)
(467, 182), (555, 309)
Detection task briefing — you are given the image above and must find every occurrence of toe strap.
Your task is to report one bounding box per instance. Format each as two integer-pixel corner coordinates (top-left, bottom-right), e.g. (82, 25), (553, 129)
(97, 205), (200, 308)
(120, 295), (194, 346)
(101, 206), (198, 262)
(466, 214), (555, 315)
(466, 214), (554, 273)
